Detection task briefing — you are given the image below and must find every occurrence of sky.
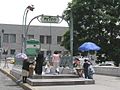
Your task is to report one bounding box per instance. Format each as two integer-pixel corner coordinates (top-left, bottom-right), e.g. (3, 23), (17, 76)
(0, 0), (72, 27)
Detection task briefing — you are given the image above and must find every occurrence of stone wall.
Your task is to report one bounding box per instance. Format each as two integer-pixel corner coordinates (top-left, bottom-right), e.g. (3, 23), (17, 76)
(94, 66), (120, 77)
(10, 68), (22, 79)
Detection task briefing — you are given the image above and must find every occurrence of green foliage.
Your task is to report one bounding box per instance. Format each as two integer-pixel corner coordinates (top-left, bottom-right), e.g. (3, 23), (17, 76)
(61, 31), (70, 50)
(61, 0), (120, 65)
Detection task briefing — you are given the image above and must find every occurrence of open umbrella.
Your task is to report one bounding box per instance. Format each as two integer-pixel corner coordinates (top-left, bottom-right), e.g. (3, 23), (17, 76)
(78, 42), (101, 51)
(15, 53), (28, 60)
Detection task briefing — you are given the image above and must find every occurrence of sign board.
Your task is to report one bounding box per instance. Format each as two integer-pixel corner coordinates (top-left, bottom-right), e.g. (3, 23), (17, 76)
(26, 39), (40, 56)
(41, 15), (59, 23)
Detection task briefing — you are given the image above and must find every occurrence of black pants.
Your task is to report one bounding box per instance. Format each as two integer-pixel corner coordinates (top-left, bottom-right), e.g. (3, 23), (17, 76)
(84, 70), (88, 79)
(35, 64), (43, 75)
(23, 76), (27, 83)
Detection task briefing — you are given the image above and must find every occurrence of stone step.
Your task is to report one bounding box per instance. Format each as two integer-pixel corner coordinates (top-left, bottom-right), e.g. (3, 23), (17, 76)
(27, 78), (95, 86)
(29, 74), (79, 79)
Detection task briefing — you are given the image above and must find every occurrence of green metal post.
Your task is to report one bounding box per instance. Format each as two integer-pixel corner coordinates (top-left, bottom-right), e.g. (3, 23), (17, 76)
(70, 11), (73, 57)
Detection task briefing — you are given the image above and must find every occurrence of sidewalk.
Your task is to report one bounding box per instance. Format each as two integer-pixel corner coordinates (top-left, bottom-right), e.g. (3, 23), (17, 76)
(0, 62), (33, 90)
(0, 62), (95, 90)
(0, 67), (95, 90)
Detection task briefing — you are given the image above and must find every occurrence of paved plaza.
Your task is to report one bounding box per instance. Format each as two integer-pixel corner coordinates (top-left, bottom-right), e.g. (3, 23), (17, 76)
(25, 74), (120, 90)
(0, 62), (120, 90)
(0, 69), (23, 90)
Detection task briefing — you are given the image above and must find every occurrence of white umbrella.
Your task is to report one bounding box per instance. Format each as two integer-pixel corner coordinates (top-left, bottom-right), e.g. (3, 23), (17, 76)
(15, 53), (28, 60)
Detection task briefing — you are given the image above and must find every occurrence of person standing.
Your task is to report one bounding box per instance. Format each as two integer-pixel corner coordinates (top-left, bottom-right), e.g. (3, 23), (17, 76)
(88, 61), (95, 79)
(35, 53), (44, 75)
(83, 59), (90, 79)
(73, 58), (83, 77)
(52, 51), (61, 74)
(22, 59), (30, 83)
(3, 57), (9, 68)
(29, 61), (35, 76)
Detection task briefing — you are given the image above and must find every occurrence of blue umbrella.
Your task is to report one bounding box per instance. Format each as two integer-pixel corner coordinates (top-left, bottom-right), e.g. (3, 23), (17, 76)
(78, 42), (101, 51)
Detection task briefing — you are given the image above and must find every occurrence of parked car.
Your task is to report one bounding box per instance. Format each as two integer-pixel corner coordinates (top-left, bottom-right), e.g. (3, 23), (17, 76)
(99, 62), (114, 66)
(6, 57), (15, 64)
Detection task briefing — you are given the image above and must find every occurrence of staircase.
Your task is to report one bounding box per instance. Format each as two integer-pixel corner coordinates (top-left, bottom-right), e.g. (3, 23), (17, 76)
(27, 74), (95, 86)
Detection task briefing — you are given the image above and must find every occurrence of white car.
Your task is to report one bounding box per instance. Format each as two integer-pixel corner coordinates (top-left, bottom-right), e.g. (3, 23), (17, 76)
(6, 57), (15, 64)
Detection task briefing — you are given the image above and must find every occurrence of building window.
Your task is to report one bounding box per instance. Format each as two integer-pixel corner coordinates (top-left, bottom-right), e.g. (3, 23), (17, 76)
(57, 36), (62, 44)
(46, 36), (52, 44)
(3, 34), (9, 43)
(10, 49), (15, 55)
(3, 49), (8, 55)
(3, 34), (16, 43)
(40, 35), (44, 44)
(10, 34), (16, 43)
(27, 35), (34, 39)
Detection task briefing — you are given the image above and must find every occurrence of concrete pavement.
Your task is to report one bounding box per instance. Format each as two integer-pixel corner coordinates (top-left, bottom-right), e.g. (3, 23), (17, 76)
(0, 62), (120, 90)
(0, 61), (33, 90)
(27, 74), (120, 90)
(0, 69), (23, 90)
(0, 62), (94, 90)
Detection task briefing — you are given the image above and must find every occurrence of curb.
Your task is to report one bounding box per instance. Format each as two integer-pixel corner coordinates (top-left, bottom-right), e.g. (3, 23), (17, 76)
(0, 68), (32, 90)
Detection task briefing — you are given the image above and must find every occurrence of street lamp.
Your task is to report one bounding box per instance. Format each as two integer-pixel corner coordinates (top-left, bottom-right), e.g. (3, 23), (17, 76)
(22, 5), (35, 53)
(24, 14), (73, 57)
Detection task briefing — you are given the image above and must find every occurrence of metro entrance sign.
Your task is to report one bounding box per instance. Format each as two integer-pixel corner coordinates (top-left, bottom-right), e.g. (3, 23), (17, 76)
(26, 14), (73, 57)
(41, 15), (59, 23)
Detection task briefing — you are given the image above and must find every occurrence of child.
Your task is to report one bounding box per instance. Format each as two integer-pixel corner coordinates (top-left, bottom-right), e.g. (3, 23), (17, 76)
(88, 61), (95, 79)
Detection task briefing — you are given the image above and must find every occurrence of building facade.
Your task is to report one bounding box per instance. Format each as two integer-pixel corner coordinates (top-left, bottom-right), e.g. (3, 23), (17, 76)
(0, 24), (68, 58)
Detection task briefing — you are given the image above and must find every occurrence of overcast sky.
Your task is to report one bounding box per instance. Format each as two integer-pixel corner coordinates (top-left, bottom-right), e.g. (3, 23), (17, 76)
(0, 0), (72, 26)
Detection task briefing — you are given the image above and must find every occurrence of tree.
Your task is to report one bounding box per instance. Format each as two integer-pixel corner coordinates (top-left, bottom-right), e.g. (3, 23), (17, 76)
(61, 0), (120, 65)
